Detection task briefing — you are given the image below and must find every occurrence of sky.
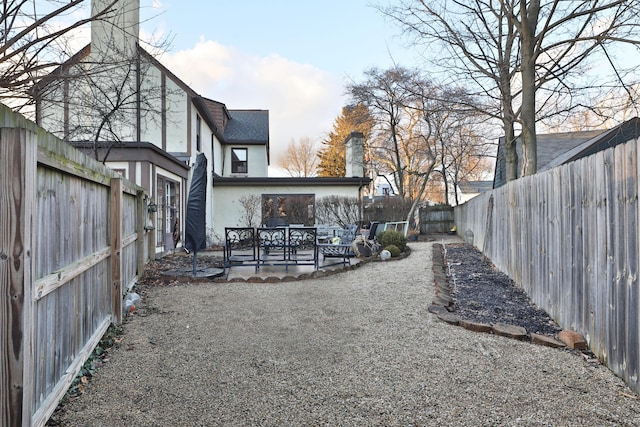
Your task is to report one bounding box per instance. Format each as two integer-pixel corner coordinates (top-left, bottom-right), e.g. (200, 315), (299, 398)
(135, 0), (422, 175)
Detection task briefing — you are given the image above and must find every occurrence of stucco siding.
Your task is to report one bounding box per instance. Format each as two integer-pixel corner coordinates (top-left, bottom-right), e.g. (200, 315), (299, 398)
(223, 145), (268, 177)
(211, 184), (362, 243)
(165, 78), (188, 152)
(139, 62), (163, 146)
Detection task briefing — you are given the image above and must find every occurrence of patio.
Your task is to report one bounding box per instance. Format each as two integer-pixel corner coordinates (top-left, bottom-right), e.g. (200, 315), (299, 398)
(157, 247), (365, 283)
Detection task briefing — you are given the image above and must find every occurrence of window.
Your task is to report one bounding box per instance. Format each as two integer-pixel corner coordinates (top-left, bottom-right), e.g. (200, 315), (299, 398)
(262, 194), (315, 226)
(196, 115), (201, 152)
(232, 148), (248, 173)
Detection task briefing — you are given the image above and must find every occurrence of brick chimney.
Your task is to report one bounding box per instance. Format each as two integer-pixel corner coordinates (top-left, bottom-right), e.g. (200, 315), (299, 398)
(345, 131), (364, 177)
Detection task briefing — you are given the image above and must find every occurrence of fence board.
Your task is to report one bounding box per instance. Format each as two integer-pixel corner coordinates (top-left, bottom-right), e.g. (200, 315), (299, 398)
(611, 145), (626, 378)
(34, 247), (110, 300)
(629, 142), (640, 392)
(571, 161), (584, 332)
(0, 128), (37, 426)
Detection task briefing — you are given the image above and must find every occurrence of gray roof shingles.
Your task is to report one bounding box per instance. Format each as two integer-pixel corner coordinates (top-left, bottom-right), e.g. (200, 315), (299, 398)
(224, 110), (269, 144)
(494, 117), (640, 188)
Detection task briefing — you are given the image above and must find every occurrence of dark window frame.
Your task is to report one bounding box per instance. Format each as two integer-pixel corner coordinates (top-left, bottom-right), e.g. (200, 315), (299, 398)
(231, 147), (248, 174)
(196, 115), (202, 152)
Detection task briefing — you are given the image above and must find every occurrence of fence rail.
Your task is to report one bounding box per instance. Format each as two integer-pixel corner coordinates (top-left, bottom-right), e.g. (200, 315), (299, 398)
(0, 105), (151, 426)
(455, 137), (640, 395)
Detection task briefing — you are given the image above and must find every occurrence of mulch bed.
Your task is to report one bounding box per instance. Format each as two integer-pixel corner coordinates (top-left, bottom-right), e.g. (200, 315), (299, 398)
(444, 243), (561, 336)
(137, 251), (224, 288)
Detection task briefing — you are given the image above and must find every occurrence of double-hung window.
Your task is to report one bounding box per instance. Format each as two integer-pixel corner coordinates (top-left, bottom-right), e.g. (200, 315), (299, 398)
(232, 148), (248, 173)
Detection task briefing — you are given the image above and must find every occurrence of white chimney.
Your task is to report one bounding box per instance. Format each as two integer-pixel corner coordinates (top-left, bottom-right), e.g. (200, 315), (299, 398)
(91, 0), (140, 61)
(345, 131), (364, 177)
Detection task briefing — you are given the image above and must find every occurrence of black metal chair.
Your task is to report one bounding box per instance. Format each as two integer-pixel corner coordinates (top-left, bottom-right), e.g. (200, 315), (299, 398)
(223, 227), (258, 274)
(257, 227), (287, 268)
(287, 227), (318, 269)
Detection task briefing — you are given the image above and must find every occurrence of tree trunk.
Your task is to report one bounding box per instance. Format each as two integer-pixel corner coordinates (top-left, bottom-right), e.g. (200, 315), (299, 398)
(405, 164), (435, 231)
(519, 0), (540, 176)
(503, 118), (518, 181)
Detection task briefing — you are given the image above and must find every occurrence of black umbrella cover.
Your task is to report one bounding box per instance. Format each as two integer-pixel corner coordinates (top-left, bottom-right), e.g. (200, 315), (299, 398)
(184, 153), (208, 252)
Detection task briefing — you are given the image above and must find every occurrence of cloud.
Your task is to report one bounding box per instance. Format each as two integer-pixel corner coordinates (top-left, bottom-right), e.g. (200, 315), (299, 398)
(160, 39), (347, 164)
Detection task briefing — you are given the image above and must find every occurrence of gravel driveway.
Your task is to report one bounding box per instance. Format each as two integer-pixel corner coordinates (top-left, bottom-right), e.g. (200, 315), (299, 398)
(52, 242), (640, 426)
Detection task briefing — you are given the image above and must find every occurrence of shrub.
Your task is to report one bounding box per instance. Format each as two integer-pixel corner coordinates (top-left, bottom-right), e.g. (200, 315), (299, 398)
(385, 244), (401, 258)
(378, 230), (407, 252)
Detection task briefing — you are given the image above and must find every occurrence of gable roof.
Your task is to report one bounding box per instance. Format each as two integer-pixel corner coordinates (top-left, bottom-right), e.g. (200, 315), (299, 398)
(33, 44), (270, 150)
(543, 117), (640, 170)
(493, 118), (640, 188)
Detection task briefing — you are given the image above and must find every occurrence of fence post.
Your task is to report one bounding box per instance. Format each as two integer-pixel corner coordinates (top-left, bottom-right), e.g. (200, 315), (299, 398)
(0, 128), (37, 427)
(110, 178), (123, 324)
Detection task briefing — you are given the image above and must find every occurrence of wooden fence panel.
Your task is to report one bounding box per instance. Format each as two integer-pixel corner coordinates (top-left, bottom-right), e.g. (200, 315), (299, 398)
(454, 137), (640, 395)
(0, 105), (149, 427)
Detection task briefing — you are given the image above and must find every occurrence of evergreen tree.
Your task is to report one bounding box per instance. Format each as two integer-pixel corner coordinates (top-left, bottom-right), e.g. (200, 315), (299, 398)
(317, 103), (373, 177)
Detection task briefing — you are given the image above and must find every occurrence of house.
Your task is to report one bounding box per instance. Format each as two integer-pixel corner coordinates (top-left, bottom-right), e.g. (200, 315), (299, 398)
(458, 180), (493, 203)
(34, 0), (368, 251)
(493, 117), (640, 188)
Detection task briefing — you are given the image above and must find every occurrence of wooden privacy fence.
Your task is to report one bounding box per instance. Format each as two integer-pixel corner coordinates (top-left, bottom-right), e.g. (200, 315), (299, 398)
(419, 205), (454, 234)
(455, 137), (640, 395)
(0, 105), (151, 426)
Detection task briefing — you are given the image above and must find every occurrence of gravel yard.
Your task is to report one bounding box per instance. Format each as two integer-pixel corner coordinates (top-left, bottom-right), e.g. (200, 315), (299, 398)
(49, 241), (640, 426)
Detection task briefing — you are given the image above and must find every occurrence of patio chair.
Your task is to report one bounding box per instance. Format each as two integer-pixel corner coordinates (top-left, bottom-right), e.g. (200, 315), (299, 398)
(223, 227), (258, 274)
(352, 221), (381, 258)
(317, 224), (358, 268)
(257, 227), (287, 268)
(287, 227), (318, 270)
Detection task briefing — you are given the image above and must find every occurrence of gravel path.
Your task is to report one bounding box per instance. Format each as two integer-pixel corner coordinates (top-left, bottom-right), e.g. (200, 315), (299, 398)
(52, 242), (639, 426)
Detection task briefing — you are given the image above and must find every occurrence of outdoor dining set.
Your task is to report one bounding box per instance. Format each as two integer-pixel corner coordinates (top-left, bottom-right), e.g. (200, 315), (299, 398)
(223, 223), (380, 275)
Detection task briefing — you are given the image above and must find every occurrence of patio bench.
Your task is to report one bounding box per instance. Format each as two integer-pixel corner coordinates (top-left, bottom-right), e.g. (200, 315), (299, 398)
(257, 227), (318, 271)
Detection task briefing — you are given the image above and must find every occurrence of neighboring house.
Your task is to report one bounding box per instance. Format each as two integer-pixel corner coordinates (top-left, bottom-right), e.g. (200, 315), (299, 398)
(458, 180), (493, 204)
(493, 117), (640, 189)
(34, 0), (368, 250)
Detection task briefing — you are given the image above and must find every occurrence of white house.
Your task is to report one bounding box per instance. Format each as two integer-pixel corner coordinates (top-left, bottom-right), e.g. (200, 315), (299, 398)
(34, 0), (369, 252)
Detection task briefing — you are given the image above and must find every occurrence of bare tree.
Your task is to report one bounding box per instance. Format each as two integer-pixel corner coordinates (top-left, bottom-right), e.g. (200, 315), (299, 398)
(349, 66), (478, 227)
(381, 0), (520, 181)
(505, 0), (640, 175)
(237, 194), (262, 228)
(382, 0), (640, 180)
(0, 0), (119, 112)
(348, 66), (421, 203)
(277, 136), (319, 177)
(316, 195), (360, 227)
(444, 125), (494, 205)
